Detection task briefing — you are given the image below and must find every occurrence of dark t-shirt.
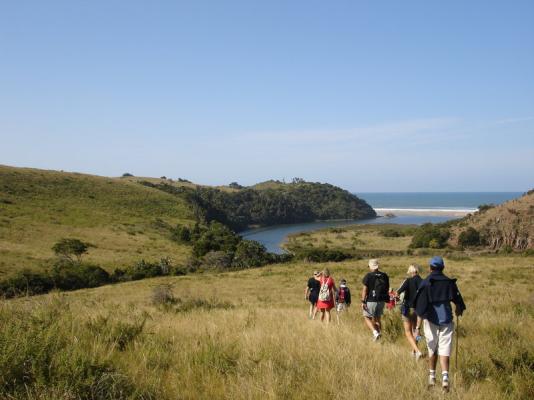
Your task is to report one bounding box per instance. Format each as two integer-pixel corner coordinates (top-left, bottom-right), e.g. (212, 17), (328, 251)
(397, 275), (423, 308)
(307, 278), (321, 297)
(362, 271), (390, 302)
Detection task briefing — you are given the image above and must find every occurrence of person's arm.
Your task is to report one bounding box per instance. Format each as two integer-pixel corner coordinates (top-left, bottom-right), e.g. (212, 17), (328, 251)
(305, 285), (310, 300)
(452, 281), (466, 316)
(397, 278), (408, 295)
(346, 288), (351, 306)
(361, 286), (368, 309)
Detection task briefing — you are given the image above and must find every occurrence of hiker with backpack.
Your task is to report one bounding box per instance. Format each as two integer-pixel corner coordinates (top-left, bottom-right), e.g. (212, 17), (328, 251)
(396, 264), (423, 360)
(335, 279), (351, 324)
(317, 268), (336, 323)
(414, 256), (466, 392)
(335, 279), (351, 312)
(361, 259), (390, 341)
(305, 270), (321, 319)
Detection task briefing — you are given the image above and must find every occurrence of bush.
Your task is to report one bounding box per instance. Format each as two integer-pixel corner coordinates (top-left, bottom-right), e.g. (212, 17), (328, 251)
(409, 223), (450, 249)
(51, 262), (110, 290)
(458, 227), (481, 247)
(192, 222), (240, 258)
(232, 240), (270, 268)
(293, 248), (352, 262)
(0, 269), (54, 298)
(171, 225), (191, 242)
(381, 228), (402, 237)
(201, 251), (233, 269)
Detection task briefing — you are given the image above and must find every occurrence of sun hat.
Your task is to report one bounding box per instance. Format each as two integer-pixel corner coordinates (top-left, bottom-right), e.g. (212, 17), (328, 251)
(429, 256), (445, 270)
(340, 279), (347, 287)
(313, 270), (320, 276)
(368, 259), (379, 270)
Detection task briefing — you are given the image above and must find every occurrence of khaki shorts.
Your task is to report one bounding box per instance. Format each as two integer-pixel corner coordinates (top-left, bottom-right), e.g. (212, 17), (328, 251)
(363, 301), (385, 318)
(424, 320), (454, 357)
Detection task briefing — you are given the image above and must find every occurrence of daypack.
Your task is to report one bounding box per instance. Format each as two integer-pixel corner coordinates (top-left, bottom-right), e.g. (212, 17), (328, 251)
(319, 279), (331, 302)
(338, 287), (346, 303)
(371, 272), (388, 301)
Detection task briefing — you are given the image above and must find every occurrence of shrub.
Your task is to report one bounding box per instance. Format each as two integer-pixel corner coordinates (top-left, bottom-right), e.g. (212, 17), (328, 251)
(458, 227), (481, 247)
(477, 203), (495, 213)
(232, 240), (270, 268)
(151, 284), (176, 306)
(293, 248), (352, 262)
(201, 251), (233, 269)
(0, 269), (54, 298)
(192, 222), (240, 258)
(171, 225), (191, 242)
(51, 262), (110, 290)
(381, 228), (404, 238)
(409, 223), (450, 249)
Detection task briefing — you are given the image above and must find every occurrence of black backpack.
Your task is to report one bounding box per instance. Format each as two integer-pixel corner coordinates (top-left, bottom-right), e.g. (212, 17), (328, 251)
(371, 272), (388, 301)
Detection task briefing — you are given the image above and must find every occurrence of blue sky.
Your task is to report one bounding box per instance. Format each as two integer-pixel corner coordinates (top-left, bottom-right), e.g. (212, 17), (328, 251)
(1, 1), (533, 191)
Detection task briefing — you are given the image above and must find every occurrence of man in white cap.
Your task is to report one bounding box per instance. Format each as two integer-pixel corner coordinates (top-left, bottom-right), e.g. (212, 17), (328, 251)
(361, 258), (390, 341)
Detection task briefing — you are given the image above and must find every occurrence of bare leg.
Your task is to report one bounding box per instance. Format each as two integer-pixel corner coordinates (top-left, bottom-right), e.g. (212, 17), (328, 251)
(308, 304), (313, 318)
(326, 310), (331, 323)
(364, 317), (375, 333)
(428, 353), (438, 371)
(320, 309), (325, 322)
(373, 316), (382, 333)
(403, 320), (420, 353)
(312, 305), (318, 320)
(439, 356), (449, 372)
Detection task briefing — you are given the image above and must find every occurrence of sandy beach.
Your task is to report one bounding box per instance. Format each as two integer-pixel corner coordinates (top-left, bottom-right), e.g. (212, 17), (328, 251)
(374, 208), (476, 217)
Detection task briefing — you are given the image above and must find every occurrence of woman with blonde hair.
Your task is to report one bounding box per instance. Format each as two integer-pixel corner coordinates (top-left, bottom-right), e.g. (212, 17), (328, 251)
(316, 268), (336, 323)
(397, 264), (423, 359)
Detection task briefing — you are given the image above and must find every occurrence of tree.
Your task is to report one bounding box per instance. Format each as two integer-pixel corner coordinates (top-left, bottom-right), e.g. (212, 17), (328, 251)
(229, 182), (244, 189)
(122, 172), (134, 177)
(233, 240), (269, 268)
(52, 238), (89, 263)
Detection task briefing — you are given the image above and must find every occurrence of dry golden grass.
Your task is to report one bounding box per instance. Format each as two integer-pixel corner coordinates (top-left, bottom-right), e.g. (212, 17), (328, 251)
(4, 255), (533, 399)
(285, 225), (413, 253)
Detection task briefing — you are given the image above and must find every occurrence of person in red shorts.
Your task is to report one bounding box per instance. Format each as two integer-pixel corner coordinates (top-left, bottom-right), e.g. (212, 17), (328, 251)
(317, 268), (336, 323)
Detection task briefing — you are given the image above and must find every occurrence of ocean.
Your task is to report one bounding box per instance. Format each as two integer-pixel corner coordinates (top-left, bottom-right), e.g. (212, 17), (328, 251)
(356, 192), (522, 211)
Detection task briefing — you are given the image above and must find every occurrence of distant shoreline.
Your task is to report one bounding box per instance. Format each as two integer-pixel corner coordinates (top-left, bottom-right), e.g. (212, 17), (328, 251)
(375, 208), (475, 217)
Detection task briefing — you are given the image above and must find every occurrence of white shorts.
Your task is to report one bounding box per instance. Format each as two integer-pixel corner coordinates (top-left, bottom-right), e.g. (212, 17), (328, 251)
(423, 320), (454, 357)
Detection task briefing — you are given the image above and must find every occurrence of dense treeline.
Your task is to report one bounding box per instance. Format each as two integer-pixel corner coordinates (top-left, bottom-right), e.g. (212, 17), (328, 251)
(141, 180), (376, 231)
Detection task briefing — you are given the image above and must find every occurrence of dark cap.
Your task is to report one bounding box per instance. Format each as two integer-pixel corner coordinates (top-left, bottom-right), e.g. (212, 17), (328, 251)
(429, 256), (445, 270)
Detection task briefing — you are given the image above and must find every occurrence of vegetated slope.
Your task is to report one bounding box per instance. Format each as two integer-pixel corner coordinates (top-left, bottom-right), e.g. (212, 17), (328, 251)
(449, 190), (534, 250)
(0, 165), (194, 275)
(142, 179), (376, 231)
(1, 255), (532, 399)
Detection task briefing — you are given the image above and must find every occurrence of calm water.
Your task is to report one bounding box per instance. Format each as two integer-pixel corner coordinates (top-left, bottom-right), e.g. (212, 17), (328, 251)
(242, 192), (521, 254)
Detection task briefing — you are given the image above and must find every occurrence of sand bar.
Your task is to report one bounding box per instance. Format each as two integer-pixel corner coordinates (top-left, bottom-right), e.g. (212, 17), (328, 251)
(375, 208), (476, 217)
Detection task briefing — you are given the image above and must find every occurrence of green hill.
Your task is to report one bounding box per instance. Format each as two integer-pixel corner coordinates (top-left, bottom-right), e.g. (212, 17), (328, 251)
(143, 179), (376, 231)
(0, 165), (194, 276)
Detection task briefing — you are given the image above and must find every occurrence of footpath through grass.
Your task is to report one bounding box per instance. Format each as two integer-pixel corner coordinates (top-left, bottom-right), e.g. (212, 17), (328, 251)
(1, 255), (533, 399)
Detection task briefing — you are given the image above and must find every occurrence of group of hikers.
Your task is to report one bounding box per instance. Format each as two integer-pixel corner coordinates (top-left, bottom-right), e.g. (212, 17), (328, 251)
(304, 256), (466, 392)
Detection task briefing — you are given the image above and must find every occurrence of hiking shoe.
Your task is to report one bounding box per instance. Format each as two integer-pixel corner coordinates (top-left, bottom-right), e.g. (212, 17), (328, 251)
(442, 377), (450, 392)
(372, 331), (381, 341)
(428, 376), (436, 388)
(415, 351), (423, 361)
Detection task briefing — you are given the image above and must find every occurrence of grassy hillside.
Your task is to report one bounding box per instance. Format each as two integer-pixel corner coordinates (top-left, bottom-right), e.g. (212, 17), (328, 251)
(449, 191), (534, 250)
(0, 165), (194, 276)
(2, 255), (533, 399)
(285, 224), (415, 258)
